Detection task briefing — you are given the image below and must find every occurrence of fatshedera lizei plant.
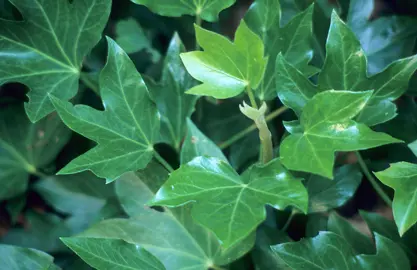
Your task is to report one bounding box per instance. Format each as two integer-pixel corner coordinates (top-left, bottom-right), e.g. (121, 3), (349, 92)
(1, 0), (417, 269)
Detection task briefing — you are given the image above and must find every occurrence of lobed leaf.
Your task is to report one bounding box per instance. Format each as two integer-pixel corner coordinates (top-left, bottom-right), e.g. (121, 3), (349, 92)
(181, 20), (268, 99)
(149, 157), (308, 249)
(374, 162), (417, 235)
(0, 0), (111, 122)
(51, 38), (159, 182)
(131, 0), (236, 22)
(245, 1), (318, 100)
(280, 90), (401, 178)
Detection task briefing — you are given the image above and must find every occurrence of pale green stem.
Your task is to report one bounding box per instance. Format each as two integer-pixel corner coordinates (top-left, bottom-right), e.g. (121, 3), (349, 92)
(247, 86), (259, 109)
(219, 106), (288, 149)
(195, 15), (202, 51)
(355, 151), (392, 207)
(154, 151), (174, 173)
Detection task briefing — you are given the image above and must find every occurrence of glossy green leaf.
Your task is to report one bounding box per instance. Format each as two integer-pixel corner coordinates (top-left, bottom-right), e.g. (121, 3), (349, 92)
(149, 157), (308, 249)
(245, 1), (318, 100)
(318, 11), (417, 126)
(272, 231), (358, 269)
(34, 172), (114, 216)
(131, 0), (235, 22)
(0, 104), (70, 200)
(275, 54), (317, 116)
(347, 0), (417, 74)
(360, 210), (417, 265)
(328, 212), (374, 254)
(148, 34), (198, 150)
(180, 119), (227, 164)
(0, 0), (111, 122)
(307, 164), (362, 212)
(62, 237), (165, 270)
(115, 17), (160, 62)
(272, 231), (409, 269)
(181, 20), (267, 99)
(93, 166), (253, 270)
(51, 38), (159, 181)
(374, 162), (417, 235)
(0, 244), (59, 270)
(279, 90), (400, 179)
(356, 234), (410, 270)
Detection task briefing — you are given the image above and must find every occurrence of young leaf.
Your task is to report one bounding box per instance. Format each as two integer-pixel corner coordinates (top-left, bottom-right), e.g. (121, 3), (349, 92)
(131, 0), (235, 22)
(318, 11), (417, 126)
(245, 1), (318, 100)
(62, 238), (165, 270)
(374, 162), (417, 235)
(148, 34), (198, 150)
(115, 17), (160, 62)
(181, 20), (268, 99)
(0, 244), (59, 270)
(50, 38), (159, 182)
(149, 157), (308, 249)
(0, 104), (70, 200)
(307, 164), (362, 213)
(0, 0), (111, 122)
(279, 90), (400, 179)
(347, 0), (417, 74)
(272, 231), (409, 269)
(180, 119), (227, 164)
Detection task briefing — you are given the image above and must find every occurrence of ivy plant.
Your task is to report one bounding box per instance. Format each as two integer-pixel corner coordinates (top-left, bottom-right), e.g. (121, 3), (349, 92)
(1, 0), (417, 269)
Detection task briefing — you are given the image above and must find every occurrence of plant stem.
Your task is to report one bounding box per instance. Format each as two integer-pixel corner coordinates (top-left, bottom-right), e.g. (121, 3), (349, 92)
(355, 151), (393, 207)
(282, 209), (297, 232)
(195, 15), (202, 51)
(246, 86), (258, 109)
(219, 106), (288, 149)
(210, 266), (227, 270)
(31, 169), (48, 179)
(154, 151), (174, 173)
(79, 72), (100, 95)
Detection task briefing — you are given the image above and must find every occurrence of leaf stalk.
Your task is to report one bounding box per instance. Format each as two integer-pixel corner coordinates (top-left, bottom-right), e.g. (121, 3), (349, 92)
(355, 151), (393, 207)
(154, 151), (174, 173)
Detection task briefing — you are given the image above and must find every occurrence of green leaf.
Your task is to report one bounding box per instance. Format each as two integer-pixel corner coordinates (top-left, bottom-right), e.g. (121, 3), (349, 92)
(307, 164), (362, 212)
(318, 11), (417, 126)
(328, 212), (374, 254)
(1, 211), (77, 253)
(180, 119), (227, 164)
(0, 244), (59, 270)
(245, 1), (318, 100)
(356, 234), (410, 270)
(374, 162), (417, 235)
(360, 210), (417, 264)
(180, 20), (268, 99)
(62, 237), (165, 270)
(275, 54), (317, 116)
(149, 157), (308, 249)
(115, 17), (160, 62)
(131, 0), (235, 22)
(95, 166), (252, 269)
(279, 90), (400, 179)
(272, 231), (409, 269)
(0, 0), (111, 122)
(148, 34), (198, 150)
(34, 172), (114, 216)
(0, 104), (70, 200)
(272, 231), (358, 269)
(347, 0), (417, 74)
(50, 38), (159, 181)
